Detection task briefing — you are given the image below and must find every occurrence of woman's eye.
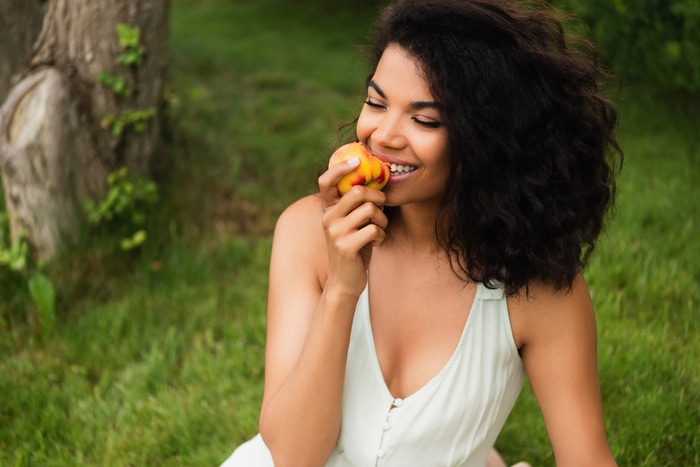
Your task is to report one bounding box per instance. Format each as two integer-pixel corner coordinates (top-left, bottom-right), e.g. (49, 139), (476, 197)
(413, 117), (442, 128)
(364, 99), (384, 109)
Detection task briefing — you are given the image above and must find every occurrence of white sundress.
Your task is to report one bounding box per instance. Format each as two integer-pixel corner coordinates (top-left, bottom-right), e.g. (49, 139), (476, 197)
(221, 282), (525, 467)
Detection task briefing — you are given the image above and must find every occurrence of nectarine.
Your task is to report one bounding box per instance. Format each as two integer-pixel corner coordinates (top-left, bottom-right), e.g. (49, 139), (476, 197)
(328, 142), (390, 195)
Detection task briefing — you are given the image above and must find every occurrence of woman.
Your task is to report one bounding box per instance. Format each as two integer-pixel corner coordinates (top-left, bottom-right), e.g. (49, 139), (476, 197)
(222, 0), (622, 465)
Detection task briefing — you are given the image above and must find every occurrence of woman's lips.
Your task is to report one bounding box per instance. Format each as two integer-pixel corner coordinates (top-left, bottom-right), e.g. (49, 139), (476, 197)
(370, 151), (418, 181)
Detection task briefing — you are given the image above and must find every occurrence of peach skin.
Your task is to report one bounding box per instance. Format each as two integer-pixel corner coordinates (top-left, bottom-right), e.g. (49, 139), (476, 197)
(328, 142), (390, 195)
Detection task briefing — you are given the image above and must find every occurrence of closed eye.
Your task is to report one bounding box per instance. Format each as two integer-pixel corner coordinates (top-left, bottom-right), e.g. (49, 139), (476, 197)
(412, 117), (442, 128)
(364, 98), (385, 109)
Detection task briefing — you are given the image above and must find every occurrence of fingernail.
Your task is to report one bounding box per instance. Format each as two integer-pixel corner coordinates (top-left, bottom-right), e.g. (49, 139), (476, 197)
(347, 157), (361, 167)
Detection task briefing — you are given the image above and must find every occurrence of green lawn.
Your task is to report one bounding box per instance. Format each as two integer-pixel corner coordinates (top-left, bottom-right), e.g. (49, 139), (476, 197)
(1, 0), (698, 465)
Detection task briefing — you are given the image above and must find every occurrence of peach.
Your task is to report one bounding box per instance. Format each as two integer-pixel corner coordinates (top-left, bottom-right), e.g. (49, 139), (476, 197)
(328, 142), (390, 195)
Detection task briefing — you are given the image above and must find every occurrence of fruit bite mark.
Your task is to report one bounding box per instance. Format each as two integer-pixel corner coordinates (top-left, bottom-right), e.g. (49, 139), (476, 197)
(328, 142), (390, 195)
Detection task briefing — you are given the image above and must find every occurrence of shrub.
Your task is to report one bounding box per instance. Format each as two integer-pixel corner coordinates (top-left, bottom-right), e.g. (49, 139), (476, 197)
(553, 0), (700, 95)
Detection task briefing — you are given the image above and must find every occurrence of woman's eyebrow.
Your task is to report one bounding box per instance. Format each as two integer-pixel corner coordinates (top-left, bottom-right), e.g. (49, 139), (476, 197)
(368, 80), (441, 110)
(368, 80), (387, 98)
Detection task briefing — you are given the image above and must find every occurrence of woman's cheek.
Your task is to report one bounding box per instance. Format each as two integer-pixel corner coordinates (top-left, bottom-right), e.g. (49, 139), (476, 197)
(355, 108), (376, 142)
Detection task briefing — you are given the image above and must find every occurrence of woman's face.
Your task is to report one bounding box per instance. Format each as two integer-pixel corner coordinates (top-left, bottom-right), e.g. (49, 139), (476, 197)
(356, 44), (450, 208)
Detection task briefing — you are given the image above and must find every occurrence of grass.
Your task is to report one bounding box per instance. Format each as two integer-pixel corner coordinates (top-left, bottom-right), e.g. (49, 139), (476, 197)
(1, 0), (698, 465)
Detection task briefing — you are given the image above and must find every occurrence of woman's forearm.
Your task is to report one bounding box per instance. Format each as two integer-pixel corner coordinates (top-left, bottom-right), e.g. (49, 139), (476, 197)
(259, 287), (358, 467)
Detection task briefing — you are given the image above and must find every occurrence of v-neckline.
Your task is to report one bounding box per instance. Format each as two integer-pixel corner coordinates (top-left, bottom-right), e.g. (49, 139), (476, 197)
(361, 282), (480, 404)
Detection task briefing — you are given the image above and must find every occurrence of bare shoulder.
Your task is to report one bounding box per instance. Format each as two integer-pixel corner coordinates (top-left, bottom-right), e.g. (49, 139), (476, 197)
(271, 194), (328, 288)
(274, 194), (324, 249)
(508, 273), (594, 349)
(275, 194), (324, 231)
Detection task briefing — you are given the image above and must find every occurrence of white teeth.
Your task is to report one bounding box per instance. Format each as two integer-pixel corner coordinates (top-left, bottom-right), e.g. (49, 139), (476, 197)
(390, 163), (416, 174)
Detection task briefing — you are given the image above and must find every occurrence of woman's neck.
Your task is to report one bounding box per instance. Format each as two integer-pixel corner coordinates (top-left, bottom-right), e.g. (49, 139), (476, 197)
(389, 203), (443, 257)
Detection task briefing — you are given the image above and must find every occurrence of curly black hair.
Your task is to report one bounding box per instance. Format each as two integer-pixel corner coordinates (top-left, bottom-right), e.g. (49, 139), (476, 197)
(368, 0), (623, 295)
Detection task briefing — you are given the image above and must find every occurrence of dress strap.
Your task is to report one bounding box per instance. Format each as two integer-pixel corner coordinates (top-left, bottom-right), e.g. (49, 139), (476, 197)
(475, 282), (505, 300)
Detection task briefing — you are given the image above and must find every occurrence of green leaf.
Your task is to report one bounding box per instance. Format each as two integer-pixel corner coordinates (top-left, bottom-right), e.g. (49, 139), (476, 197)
(120, 230), (147, 251)
(116, 50), (143, 66)
(9, 241), (27, 271)
(117, 23), (140, 49)
(112, 121), (125, 137)
(0, 235), (28, 272)
(28, 272), (56, 339)
(97, 71), (118, 86)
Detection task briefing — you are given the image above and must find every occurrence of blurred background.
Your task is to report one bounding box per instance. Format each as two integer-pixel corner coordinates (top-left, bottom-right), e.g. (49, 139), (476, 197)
(1, 0), (698, 465)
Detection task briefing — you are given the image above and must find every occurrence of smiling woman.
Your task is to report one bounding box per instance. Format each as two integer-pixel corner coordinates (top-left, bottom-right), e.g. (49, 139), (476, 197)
(220, 0), (622, 466)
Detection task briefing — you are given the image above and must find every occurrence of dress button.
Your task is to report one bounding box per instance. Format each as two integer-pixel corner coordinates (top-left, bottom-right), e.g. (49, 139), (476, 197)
(383, 421), (391, 431)
(393, 398), (404, 407)
(377, 449), (385, 458)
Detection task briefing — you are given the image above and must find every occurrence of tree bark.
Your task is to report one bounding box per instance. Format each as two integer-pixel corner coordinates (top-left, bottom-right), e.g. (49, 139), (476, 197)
(0, 0), (169, 260)
(0, 0), (45, 103)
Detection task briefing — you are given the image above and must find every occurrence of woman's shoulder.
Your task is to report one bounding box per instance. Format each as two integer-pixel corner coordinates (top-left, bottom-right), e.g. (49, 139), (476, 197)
(508, 273), (594, 349)
(271, 194), (328, 286)
(274, 194), (325, 238)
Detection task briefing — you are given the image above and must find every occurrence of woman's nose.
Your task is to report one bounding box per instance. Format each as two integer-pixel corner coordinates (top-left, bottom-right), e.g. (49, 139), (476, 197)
(372, 111), (406, 148)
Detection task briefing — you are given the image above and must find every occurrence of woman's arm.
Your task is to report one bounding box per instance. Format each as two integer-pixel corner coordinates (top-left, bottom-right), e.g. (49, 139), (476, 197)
(258, 160), (387, 466)
(514, 274), (617, 467)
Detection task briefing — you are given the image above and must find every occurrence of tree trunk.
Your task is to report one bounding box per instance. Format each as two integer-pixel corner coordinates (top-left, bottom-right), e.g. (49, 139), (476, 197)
(0, 0), (45, 103)
(0, 0), (169, 260)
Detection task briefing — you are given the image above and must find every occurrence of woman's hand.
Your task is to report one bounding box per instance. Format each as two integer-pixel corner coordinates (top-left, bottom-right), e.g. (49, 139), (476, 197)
(318, 157), (388, 298)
